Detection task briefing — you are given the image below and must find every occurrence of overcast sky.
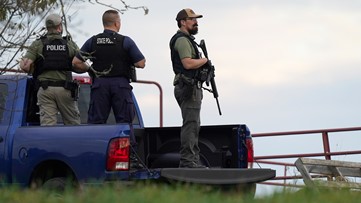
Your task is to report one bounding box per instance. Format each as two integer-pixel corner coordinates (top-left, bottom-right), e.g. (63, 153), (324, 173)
(55, 0), (361, 195)
(67, 0), (361, 130)
(66, 0), (361, 147)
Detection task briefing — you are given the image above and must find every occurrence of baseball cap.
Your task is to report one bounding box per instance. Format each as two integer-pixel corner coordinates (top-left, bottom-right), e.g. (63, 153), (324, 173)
(176, 8), (203, 21)
(45, 13), (62, 28)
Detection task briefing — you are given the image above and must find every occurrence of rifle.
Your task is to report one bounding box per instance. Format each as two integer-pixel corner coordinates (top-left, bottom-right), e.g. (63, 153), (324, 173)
(199, 39), (222, 115)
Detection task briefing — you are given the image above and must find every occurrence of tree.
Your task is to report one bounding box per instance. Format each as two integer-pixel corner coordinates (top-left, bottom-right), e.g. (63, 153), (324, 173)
(0, 0), (148, 74)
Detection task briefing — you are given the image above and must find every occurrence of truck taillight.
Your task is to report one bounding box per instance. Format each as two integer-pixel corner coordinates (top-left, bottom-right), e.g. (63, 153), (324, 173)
(246, 138), (254, 168)
(106, 138), (130, 171)
(72, 75), (92, 84)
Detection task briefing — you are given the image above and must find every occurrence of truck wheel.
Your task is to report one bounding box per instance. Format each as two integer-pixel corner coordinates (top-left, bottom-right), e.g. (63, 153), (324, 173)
(42, 177), (71, 192)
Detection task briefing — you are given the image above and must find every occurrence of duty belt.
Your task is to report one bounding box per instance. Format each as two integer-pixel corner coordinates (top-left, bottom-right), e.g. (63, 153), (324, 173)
(39, 80), (66, 87)
(173, 73), (202, 88)
(38, 80), (66, 90)
(37, 80), (79, 100)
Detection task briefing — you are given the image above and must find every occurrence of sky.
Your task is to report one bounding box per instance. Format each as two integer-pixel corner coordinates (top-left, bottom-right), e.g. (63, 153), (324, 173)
(62, 0), (361, 195)
(66, 0), (361, 130)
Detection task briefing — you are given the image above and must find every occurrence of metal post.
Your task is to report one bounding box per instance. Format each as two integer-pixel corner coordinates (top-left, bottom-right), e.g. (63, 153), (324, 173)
(135, 80), (163, 127)
(322, 132), (331, 160)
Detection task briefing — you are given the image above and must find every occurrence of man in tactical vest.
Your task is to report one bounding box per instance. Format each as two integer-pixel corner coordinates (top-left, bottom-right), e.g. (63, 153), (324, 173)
(169, 8), (209, 168)
(20, 13), (81, 126)
(72, 10), (146, 168)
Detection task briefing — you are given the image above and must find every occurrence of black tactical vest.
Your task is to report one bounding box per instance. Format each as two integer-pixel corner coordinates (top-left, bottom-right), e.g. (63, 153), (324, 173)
(91, 33), (131, 78)
(169, 32), (201, 78)
(34, 36), (72, 76)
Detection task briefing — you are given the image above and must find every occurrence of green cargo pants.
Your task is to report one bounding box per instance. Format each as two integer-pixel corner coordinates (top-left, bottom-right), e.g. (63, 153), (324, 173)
(174, 82), (203, 167)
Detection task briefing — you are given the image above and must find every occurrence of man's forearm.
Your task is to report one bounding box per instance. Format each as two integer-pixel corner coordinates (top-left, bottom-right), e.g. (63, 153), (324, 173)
(181, 57), (207, 70)
(72, 57), (90, 73)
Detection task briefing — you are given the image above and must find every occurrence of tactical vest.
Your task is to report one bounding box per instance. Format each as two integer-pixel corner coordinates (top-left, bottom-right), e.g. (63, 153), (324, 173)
(169, 31), (201, 79)
(91, 33), (131, 78)
(34, 36), (72, 76)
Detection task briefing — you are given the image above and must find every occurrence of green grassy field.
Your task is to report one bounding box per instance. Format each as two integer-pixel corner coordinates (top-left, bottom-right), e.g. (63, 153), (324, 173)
(1, 183), (360, 203)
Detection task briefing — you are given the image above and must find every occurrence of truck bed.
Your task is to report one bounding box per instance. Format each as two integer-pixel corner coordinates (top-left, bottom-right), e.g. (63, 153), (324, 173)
(136, 124), (251, 169)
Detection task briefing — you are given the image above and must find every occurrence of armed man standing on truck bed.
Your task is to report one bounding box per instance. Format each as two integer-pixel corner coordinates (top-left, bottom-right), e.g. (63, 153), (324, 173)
(72, 10), (146, 168)
(19, 13), (81, 126)
(169, 8), (209, 168)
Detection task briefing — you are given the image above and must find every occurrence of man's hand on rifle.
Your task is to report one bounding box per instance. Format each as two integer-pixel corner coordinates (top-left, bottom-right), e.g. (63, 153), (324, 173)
(200, 59), (212, 69)
(203, 60), (214, 85)
(206, 59), (212, 68)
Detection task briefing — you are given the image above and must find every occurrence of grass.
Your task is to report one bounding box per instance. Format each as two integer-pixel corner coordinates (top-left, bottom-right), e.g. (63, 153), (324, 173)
(1, 182), (361, 203)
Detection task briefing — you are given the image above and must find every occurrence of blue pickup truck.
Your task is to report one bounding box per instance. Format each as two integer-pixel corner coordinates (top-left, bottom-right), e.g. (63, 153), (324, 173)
(0, 74), (274, 194)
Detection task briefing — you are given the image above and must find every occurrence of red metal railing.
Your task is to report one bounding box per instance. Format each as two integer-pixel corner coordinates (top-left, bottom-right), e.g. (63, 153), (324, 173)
(252, 127), (361, 187)
(134, 80), (163, 127)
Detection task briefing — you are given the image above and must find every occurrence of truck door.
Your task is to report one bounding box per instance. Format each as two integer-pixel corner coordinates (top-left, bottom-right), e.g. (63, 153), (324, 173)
(0, 82), (9, 180)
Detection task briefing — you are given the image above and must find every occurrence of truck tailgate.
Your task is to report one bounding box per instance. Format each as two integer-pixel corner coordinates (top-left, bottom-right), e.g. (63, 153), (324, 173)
(160, 168), (275, 184)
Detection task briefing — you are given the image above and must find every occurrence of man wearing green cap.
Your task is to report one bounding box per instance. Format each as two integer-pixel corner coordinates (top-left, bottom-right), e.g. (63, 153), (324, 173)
(169, 8), (209, 168)
(20, 13), (82, 126)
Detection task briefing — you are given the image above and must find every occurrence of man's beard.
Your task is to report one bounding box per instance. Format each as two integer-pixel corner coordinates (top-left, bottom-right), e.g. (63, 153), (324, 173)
(188, 24), (199, 35)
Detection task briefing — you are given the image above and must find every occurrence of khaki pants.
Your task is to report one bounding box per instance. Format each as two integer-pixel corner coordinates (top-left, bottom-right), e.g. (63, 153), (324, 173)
(37, 86), (80, 126)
